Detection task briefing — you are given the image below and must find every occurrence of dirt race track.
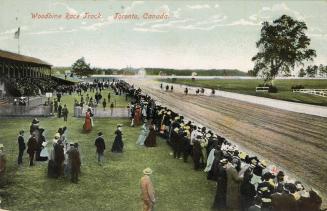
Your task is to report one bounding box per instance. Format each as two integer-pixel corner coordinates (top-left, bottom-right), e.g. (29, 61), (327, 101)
(127, 78), (327, 206)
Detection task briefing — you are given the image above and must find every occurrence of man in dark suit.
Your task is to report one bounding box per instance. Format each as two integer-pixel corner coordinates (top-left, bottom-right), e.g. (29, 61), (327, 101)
(95, 132), (105, 165)
(27, 132), (38, 166)
(17, 130), (26, 165)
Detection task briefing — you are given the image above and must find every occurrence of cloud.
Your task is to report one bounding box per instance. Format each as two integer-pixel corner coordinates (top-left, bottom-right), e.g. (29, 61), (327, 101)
(265, 2), (290, 11)
(133, 27), (166, 33)
(195, 15), (227, 25)
(309, 27), (324, 33)
(123, 1), (144, 13)
(28, 29), (77, 35)
(151, 19), (192, 29)
(80, 15), (114, 31)
(135, 19), (165, 27)
(307, 33), (327, 39)
(228, 18), (261, 26)
(172, 8), (182, 18)
(259, 3), (305, 20)
(187, 4), (210, 10)
(179, 24), (220, 31)
(52, 2), (78, 14)
(156, 4), (170, 13)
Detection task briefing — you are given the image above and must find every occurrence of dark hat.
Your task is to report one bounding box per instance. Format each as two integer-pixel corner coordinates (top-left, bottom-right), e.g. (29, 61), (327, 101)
(117, 124), (122, 127)
(19, 130), (24, 134)
(277, 171), (285, 177)
(262, 172), (274, 181)
(32, 118), (39, 124)
(284, 183), (297, 193)
(98, 131), (103, 136)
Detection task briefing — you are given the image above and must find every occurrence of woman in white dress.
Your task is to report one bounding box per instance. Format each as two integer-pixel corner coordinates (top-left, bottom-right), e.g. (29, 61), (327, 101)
(136, 122), (149, 146)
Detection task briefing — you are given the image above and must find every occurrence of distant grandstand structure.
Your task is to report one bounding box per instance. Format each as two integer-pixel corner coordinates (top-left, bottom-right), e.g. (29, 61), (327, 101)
(0, 49), (79, 99)
(0, 49), (52, 79)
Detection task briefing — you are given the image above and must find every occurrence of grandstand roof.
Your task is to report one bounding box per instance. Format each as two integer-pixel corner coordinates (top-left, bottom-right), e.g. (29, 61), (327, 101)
(0, 49), (51, 67)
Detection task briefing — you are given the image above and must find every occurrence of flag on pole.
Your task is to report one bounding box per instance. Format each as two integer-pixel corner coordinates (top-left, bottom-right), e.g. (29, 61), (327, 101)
(14, 27), (20, 39)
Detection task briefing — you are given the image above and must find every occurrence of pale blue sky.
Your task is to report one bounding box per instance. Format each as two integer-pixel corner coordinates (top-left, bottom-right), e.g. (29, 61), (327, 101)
(0, 0), (326, 71)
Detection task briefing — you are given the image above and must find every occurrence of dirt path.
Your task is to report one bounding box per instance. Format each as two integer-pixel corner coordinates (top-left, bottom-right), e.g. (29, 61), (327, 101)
(127, 78), (327, 206)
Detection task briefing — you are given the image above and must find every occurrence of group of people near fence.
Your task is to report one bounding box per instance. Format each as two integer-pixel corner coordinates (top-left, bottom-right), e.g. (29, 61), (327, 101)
(47, 129), (81, 183)
(117, 79), (323, 211)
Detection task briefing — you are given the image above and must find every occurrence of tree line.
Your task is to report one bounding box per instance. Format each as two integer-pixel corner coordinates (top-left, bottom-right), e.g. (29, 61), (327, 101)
(298, 65), (327, 78)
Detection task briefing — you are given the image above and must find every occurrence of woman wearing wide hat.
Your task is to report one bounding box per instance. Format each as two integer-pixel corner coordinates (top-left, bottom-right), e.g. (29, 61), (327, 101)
(111, 124), (124, 153)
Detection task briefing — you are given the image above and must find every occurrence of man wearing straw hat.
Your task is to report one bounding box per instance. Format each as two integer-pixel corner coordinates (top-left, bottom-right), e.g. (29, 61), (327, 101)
(140, 167), (156, 211)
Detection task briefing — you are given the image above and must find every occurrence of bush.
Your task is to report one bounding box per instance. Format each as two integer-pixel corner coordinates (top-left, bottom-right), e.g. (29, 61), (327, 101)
(291, 85), (304, 90)
(268, 85), (278, 93)
(257, 84), (278, 93)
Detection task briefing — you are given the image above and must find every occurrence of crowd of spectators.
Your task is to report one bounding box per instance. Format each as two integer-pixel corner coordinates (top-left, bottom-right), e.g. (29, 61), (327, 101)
(115, 80), (323, 211)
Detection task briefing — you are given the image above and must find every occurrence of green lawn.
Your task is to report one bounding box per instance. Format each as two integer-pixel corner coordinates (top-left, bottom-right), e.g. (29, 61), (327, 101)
(163, 79), (327, 106)
(0, 112), (215, 209)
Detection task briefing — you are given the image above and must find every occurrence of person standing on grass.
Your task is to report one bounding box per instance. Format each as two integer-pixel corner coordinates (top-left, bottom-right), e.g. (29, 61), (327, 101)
(102, 98), (107, 111)
(62, 104), (69, 122)
(95, 132), (106, 165)
(84, 108), (92, 132)
(54, 99), (58, 113)
(67, 143), (81, 183)
(27, 132), (38, 166)
(108, 92), (111, 102)
(110, 102), (114, 116)
(140, 168), (156, 211)
(111, 124), (124, 153)
(17, 130), (26, 165)
(58, 103), (62, 118)
(144, 124), (157, 147)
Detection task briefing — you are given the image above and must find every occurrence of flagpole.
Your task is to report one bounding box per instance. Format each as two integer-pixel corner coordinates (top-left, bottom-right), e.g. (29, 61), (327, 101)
(18, 35), (20, 54)
(16, 17), (20, 54)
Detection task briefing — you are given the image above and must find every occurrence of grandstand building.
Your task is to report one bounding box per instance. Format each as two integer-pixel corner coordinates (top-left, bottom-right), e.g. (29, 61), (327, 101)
(0, 49), (52, 79)
(0, 49), (52, 97)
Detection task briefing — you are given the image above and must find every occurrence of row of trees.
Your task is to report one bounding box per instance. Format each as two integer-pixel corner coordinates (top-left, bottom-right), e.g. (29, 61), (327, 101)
(298, 65), (327, 77)
(145, 68), (247, 76)
(71, 58), (248, 77)
(71, 57), (136, 76)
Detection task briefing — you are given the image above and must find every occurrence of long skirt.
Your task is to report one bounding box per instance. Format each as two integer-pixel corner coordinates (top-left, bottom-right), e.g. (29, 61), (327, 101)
(136, 131), (148, 146)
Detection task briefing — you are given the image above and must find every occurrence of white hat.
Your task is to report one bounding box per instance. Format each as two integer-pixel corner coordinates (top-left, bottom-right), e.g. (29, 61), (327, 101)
(54, 133), (60, 140)
(143, 168), (153, 175)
